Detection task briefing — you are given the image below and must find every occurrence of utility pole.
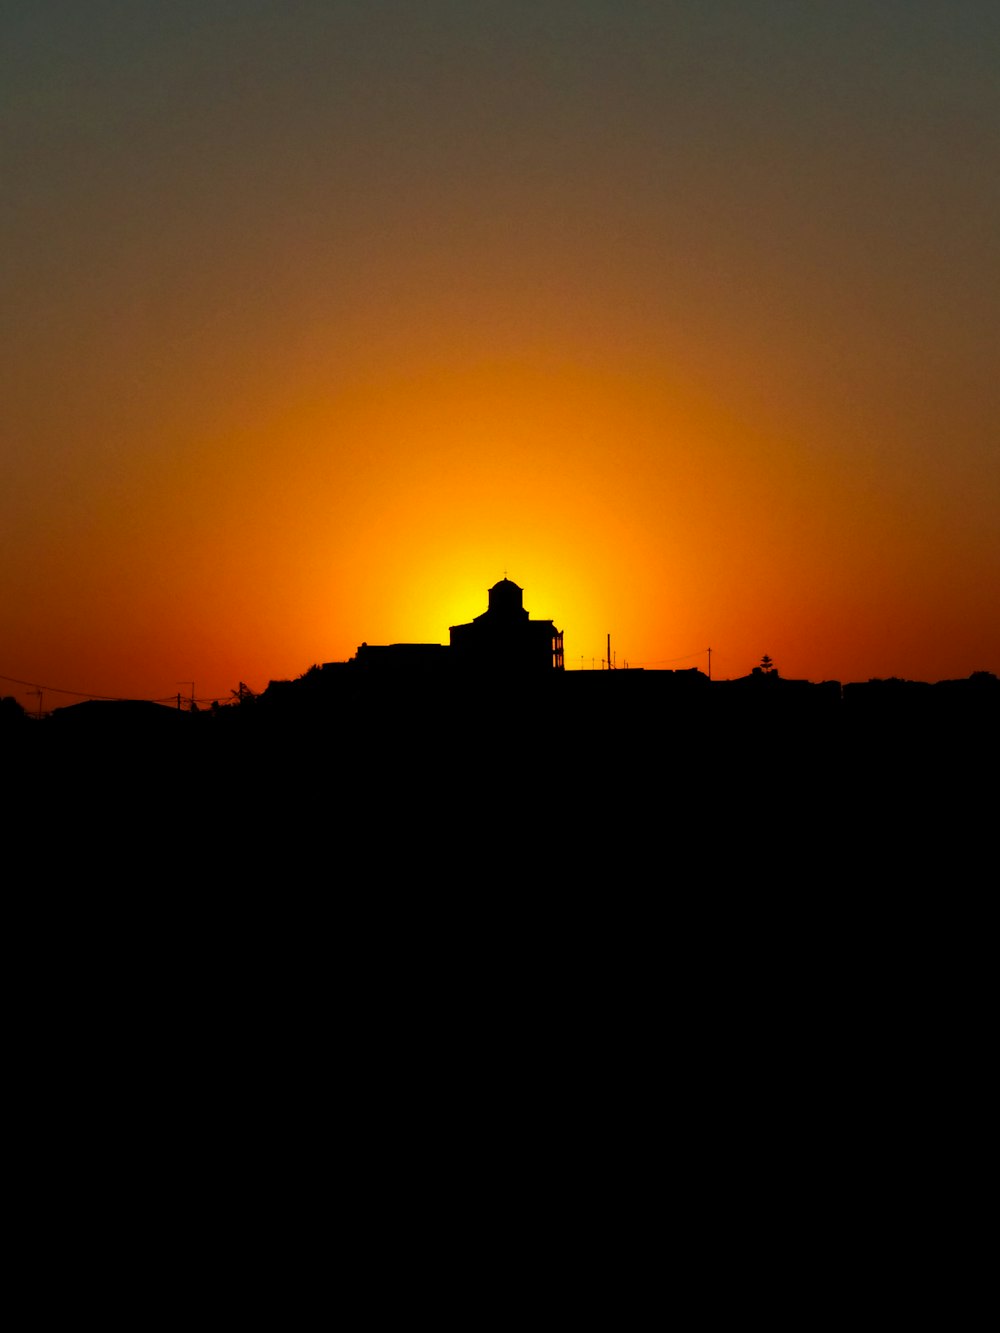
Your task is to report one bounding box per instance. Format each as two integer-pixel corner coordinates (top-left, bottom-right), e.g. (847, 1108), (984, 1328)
(28, 688), (42, 719)
(707, 647), (712, 680)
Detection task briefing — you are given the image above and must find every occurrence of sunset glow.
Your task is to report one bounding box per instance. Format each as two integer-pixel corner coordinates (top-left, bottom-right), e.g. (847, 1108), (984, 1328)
(3, 3), (997, 711)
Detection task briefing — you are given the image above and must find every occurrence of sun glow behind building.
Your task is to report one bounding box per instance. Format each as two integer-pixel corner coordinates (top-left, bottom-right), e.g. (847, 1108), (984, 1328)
(2, 3), (997, 707)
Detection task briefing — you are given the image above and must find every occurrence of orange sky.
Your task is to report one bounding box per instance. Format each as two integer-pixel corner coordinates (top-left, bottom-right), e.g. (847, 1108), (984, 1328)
(3, 3), (998, 709)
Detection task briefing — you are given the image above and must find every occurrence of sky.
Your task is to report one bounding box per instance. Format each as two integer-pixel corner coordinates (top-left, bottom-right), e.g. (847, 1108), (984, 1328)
(3, 0), (998, 708)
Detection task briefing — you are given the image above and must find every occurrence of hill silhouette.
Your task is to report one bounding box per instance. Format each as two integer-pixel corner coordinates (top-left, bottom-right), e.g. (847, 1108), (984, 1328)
(9, 578), (996, 874)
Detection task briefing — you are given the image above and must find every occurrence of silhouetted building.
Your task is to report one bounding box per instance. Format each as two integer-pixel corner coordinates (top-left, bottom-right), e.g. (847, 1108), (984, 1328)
(450, 578), (564, 674)
(352, 643), (451, 676)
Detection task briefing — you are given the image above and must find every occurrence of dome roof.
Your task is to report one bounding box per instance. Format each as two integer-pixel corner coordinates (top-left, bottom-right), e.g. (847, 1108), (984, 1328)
(487, 577), (525, 616)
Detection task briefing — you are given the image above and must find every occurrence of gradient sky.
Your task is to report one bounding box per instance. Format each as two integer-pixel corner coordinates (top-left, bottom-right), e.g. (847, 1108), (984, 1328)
(3, 0), (998, 707)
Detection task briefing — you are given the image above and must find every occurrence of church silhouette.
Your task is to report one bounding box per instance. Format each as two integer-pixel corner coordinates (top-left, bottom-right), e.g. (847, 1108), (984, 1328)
(353, 578), (564, 676)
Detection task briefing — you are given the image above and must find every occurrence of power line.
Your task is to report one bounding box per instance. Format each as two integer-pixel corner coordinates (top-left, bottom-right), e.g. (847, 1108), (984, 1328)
(620, 649), (711, 668)
(0, 671), (139, 701)
(0, 671), (229, 708)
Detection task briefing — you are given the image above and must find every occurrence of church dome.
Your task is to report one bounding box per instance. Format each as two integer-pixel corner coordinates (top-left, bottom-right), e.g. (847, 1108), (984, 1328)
(488, 578), (524, 615)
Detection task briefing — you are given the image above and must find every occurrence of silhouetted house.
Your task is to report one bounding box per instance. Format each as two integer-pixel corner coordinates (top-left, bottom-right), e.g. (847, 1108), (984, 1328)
(450, 578), (564, 675)
(48, 698), (187, 734)
(352, 643), (452, 676)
